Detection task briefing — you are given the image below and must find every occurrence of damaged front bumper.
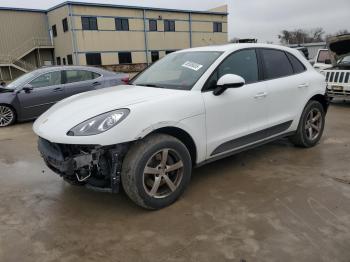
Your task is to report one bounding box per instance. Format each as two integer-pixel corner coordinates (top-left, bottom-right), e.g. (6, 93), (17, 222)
(38, 137), (128, 193)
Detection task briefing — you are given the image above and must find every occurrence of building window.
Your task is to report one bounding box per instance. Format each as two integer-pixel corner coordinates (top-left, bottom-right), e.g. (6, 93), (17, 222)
(86, 53), (102, 65)
(56, 57), (61, 65)
(165, 50), (175, 55)
(62, 18), (69, 32)
(115, 18), (129, 31)
(81, 17), (98, 30)
(149, 19), (157, 31)
(52, 25), (57, 37)
(213, 22), (222, 32)
(164, 20), (175, 32)
(63, 58), (66, 65)
(118, 52), (132, 64)
(67, 54), (73, 65)
(151, 51), (159, 62)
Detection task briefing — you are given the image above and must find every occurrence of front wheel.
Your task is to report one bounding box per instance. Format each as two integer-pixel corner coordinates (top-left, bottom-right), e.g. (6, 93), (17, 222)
(122, 134), (192, 209)
(0, 105), (16, 127)
(289, 100), (325, 147)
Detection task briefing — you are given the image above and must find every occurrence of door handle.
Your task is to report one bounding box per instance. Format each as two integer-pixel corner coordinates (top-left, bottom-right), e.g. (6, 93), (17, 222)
(254, 92), (267, 99)
(298, 83), (309, 88)
(53, 87), (64, 92)
(92, 82), (101, 86)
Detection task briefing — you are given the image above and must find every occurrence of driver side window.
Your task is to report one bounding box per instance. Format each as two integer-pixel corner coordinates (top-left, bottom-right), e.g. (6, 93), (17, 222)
(205, 49), (259, 90)
(30, 71), (61, 88)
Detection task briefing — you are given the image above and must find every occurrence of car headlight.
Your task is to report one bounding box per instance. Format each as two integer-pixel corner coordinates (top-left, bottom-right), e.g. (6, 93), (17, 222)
(67, 109), (130, 136)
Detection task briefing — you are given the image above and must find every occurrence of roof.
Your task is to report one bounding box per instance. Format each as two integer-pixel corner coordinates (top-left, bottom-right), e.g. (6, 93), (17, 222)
(0, 1), (228, 16)
(179, 43), (297, 53)
(0, 6), (45, 13)
(47, 1), (228, 15)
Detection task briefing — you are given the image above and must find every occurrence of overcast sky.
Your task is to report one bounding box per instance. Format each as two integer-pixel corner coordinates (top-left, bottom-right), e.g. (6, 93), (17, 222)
(0, 0), (349, 43)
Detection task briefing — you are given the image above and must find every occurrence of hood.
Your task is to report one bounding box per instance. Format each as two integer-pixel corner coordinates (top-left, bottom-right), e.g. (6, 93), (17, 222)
(328, 34), (350, 56)
(33, 85), (189, 136)
(0, 87), (14, 93)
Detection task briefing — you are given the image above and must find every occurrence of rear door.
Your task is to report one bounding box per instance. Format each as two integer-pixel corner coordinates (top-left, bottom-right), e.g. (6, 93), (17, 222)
(259, 48), (307, 129)
(62, 69), (103, 97)
(17, 70), (65, 119)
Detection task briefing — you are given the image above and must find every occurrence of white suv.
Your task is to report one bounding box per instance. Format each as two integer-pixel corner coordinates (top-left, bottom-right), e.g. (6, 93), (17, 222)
(34, 44), (328, 209)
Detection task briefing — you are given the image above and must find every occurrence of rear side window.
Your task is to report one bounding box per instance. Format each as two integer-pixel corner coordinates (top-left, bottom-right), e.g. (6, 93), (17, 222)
(286, 53), (306, 74)
(64, 70), (100, 84)
(261, 49), (294, 80)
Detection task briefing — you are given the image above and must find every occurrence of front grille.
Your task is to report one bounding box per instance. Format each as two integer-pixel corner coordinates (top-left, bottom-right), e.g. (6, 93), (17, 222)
(325, 71), (350, 84)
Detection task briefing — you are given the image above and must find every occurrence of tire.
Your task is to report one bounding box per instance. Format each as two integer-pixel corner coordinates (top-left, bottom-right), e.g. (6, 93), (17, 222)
(289, 100), (325, 148)
(0, 104), (16, 127)
(121, 134), (192, 210)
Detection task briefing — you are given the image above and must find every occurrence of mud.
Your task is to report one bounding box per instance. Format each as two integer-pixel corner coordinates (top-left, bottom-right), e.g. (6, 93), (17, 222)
(0, 101), (349, 262)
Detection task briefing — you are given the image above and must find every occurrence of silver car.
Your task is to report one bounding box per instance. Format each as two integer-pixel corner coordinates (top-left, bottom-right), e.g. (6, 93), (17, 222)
(0, 66), (129, 127)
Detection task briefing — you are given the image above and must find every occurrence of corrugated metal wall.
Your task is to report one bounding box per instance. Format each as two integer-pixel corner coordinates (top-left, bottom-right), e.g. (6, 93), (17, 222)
(0, 10), (49, 55)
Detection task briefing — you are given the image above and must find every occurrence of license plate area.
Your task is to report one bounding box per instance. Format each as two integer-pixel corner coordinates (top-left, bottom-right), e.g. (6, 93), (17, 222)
(332, 85), (343, 91)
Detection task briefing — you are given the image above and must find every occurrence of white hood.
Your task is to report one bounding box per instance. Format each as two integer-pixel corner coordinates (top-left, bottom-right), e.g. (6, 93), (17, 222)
(33, 85), (204, 145)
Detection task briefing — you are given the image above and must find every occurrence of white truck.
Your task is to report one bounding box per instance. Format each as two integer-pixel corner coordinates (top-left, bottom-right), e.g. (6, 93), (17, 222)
(320, 34), (350, 100)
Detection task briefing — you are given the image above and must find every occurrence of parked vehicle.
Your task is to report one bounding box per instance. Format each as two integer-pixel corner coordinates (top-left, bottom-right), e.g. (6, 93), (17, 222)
(313, 49), (333, 71)
(34, 44), (328, 209)
(321, 34), (350, 100)
(0, 66), (129, 127)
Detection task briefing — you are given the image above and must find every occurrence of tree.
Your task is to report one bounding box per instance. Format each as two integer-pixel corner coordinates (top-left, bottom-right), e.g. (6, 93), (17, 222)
(325, 29), (349, 41)
(278, 28), (325, 45)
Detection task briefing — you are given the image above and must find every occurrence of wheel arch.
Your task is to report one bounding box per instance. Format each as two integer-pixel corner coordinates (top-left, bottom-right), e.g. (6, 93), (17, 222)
(147, 126), (197, 166)
(309, 94), (329, 113)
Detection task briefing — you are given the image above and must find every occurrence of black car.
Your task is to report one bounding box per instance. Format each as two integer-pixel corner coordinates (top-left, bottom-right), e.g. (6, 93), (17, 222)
(0, 66), (129, 127)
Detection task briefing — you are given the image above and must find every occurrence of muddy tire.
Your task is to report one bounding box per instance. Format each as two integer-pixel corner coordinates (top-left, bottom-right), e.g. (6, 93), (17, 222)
(289, 100), (325, 148)
(121, 134), (192, 209)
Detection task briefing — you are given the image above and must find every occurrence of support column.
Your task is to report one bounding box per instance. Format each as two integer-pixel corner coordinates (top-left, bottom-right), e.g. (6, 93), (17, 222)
(143, 9), (149, 65)
(189, 12), (193, 48)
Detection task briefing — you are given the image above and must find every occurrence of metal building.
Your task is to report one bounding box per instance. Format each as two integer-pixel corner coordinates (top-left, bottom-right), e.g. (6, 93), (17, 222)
(0, 1), (228, 81)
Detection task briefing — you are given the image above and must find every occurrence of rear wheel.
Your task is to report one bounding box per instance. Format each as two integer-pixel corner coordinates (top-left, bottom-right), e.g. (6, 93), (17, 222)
(289, 100), (325, 147)
(0, 105), (16, 127)
(122, 134), (192, 209)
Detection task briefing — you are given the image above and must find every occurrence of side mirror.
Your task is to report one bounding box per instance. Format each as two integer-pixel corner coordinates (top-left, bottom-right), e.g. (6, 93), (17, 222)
(22, 84), (33, 93)
(213, 74), (245, 96)
(324, 59), (332, 65)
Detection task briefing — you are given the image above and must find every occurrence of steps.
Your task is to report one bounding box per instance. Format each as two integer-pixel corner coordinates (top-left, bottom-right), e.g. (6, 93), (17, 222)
(0, 37), (54, 77)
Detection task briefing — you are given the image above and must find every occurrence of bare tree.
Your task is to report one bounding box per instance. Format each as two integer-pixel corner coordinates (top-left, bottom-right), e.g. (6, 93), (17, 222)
(279, 28), (325, 45)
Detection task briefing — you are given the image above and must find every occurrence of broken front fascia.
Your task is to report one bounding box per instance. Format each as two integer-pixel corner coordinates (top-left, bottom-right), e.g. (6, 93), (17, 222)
(38, 137), (128, 193)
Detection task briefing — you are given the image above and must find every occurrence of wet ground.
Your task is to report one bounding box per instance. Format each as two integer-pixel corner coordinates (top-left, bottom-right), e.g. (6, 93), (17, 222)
(0, 101), (350, 262)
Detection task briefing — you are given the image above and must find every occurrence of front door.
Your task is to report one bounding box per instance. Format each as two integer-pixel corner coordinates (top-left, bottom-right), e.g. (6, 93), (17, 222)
(17, 70), (65, 119)
(202, 49), (269, 158)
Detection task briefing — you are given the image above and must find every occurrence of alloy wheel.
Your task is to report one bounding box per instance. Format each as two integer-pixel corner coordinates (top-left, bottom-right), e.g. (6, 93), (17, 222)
(143, 148), (184, 199)
(305, 108), (322, 141)
(0, 106), (14, 127)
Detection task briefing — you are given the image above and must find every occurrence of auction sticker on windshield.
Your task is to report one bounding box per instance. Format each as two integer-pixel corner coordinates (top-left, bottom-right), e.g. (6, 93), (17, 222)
(182, 61), (203, 71)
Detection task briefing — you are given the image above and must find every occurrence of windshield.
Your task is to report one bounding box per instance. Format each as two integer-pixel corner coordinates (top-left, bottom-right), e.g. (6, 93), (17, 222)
(317, 50), (331, 63)
(132, 51), (223, 90)
(339, 55), (350, 64)
(6, 71), (37, 89)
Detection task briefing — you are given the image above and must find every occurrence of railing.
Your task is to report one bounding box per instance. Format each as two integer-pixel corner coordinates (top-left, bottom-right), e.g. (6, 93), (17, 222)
(0, 37), (53, 73)
(10, 37), (53, 61)
(13, 59), (36, 72)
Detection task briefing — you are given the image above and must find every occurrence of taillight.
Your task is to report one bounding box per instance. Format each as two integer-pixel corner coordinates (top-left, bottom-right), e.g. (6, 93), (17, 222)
(121, 76), (129, 84)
